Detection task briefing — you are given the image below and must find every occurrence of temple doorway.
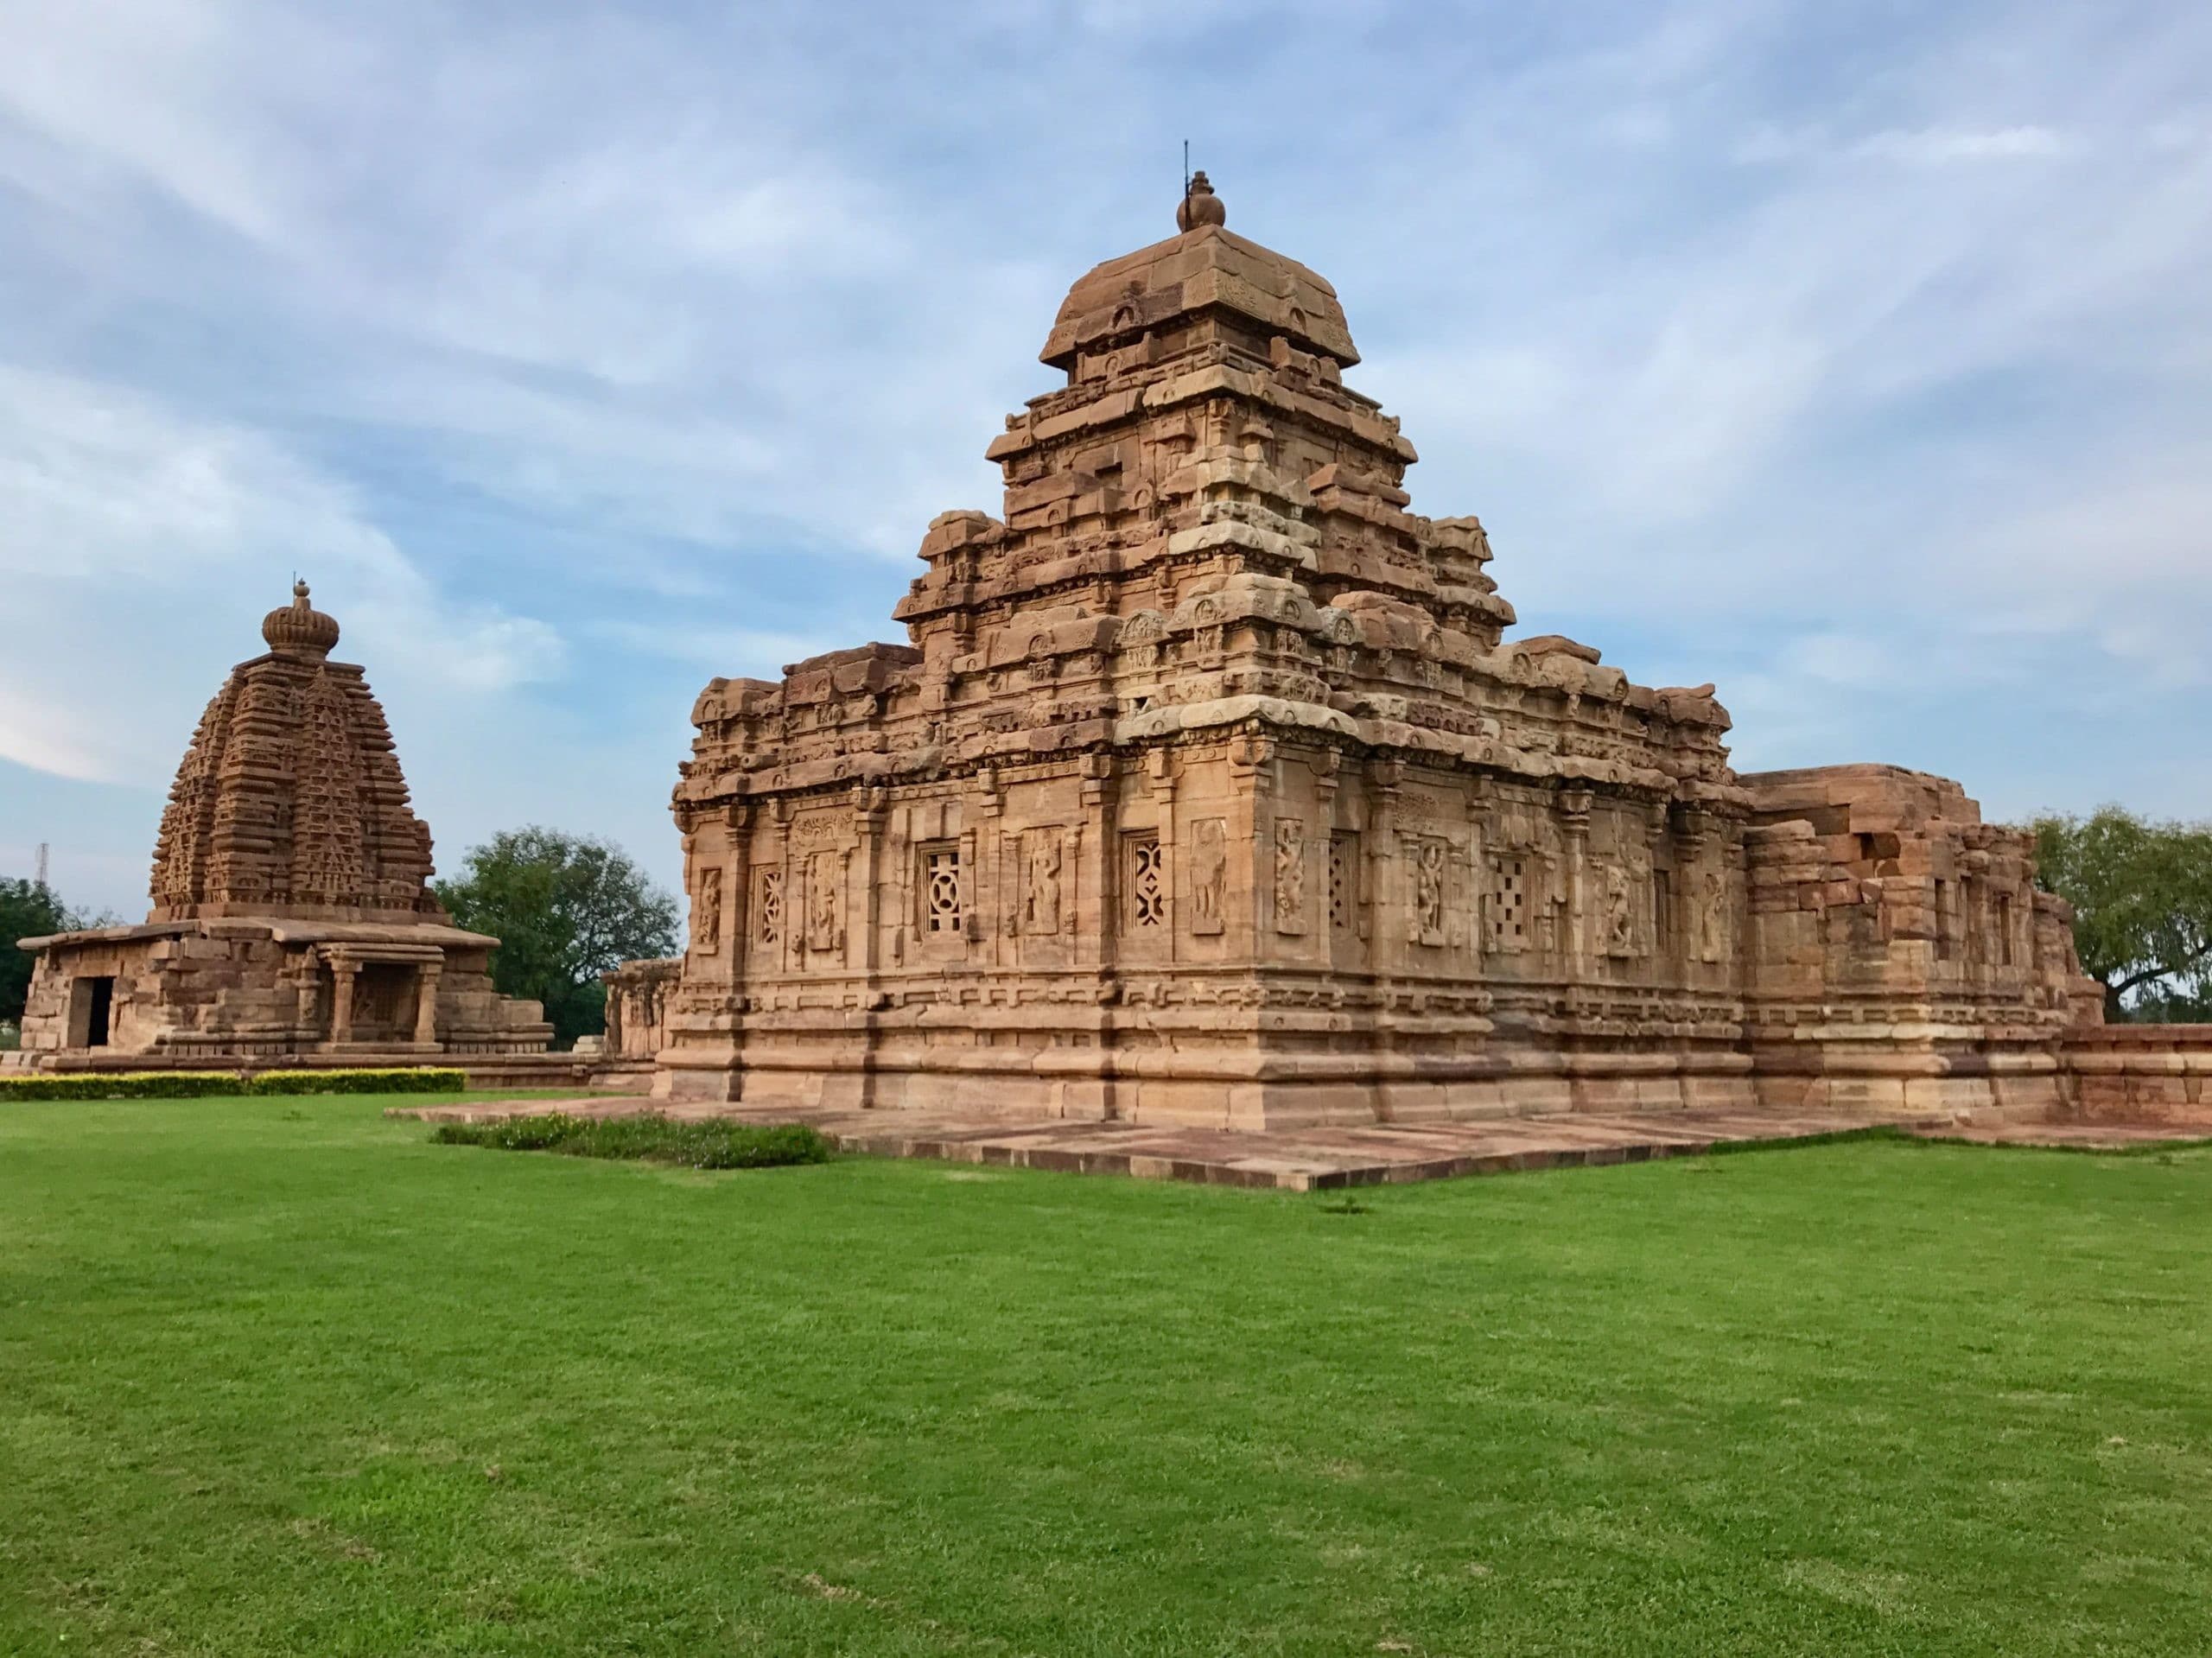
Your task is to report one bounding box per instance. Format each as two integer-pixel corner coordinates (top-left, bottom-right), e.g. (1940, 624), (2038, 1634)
(353, 963), (419, 1044)
(67, 975), (115, 1048)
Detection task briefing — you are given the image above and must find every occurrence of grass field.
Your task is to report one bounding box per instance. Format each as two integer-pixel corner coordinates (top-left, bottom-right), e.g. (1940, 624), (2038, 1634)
(2, 1095), (2208, 1655)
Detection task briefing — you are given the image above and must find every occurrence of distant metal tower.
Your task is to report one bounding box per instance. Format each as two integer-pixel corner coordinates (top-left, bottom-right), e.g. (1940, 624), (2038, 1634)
(34, 842), (48, 891)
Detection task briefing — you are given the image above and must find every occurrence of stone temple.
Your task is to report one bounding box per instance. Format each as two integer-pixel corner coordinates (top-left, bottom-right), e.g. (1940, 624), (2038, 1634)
(645, 175), (2109, 1126)
(10, 583), (551, 1070)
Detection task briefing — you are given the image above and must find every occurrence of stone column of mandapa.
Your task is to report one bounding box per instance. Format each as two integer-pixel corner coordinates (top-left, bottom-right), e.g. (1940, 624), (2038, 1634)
(413, 962), (442, 1045)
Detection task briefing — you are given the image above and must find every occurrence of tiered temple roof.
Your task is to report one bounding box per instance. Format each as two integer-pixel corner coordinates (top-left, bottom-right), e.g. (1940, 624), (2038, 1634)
(148, 582), (444, 924)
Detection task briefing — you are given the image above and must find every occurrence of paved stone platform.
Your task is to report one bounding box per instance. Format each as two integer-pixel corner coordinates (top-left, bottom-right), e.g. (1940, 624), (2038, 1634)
(1902, 1118), (2212, 1150)
(397, 1098), (1974, 1190)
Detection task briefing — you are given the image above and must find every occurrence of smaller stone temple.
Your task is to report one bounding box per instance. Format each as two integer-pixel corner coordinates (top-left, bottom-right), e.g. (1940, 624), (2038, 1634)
(8, 582), (552, 1070)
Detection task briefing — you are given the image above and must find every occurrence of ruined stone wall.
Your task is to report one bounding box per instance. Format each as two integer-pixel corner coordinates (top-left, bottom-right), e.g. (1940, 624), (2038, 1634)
(601, 957), (681, 1061)
(1738, 766), (2096, 1117)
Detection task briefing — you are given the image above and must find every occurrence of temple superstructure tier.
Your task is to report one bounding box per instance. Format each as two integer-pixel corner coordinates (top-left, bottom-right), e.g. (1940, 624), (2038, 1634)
(651, 176), (2101, 1126)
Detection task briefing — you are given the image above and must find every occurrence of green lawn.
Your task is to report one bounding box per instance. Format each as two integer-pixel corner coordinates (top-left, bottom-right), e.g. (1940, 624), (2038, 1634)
(2, 1098), (2208, 1656)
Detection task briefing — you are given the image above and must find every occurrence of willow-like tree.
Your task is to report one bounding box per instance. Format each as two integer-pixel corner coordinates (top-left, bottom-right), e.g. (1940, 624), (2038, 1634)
(2031, 808), (2212, 1022)
(436, 829), (678, 1047)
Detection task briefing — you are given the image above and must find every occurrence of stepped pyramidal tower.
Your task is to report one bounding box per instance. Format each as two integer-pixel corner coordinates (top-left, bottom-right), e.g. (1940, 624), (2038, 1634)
(638, 175), (2105, 1125)
(10, 584), (551, 1068)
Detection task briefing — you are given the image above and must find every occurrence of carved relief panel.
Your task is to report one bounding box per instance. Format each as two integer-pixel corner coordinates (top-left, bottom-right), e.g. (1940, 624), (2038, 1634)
(694, 866), (722, 956)
(1274, 819), (1306, 935)
(1408, 836), (1447, 948)
(1190, 817), (1227, 937)
(805, 849), (846, 956)
(1695, 865), (1728, 963)
(1019, 828), (1065, 936)
(1602, 862), (1637, 958)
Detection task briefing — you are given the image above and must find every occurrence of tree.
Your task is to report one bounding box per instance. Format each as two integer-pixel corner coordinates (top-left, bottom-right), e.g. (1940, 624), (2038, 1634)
(2030, 808), (2212, 1022)
(2, 879), (79, 1027)
(435, 829), (679, 1047)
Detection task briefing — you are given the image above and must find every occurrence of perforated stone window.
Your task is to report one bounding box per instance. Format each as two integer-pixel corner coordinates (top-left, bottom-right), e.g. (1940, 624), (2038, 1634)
(1129, 835), (1165, 928)
(756, 868), (784, 946)
(1488, 854), (1528, 950)
(1329, 833), (1356, 930)
(921, 844), (963, 935)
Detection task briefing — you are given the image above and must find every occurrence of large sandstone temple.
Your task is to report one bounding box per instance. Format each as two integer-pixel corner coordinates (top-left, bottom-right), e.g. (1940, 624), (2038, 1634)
(10, 584), (550, 1069)
(645, 176), (2111, 1125)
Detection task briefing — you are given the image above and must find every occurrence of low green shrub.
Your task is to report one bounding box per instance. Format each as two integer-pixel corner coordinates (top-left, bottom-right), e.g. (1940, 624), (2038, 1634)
(0, 1071), (244, 1102)
(2, 1065), (469, 1102)
(245, 1067), (467, 1096)
(433, 1112), (833, 1171)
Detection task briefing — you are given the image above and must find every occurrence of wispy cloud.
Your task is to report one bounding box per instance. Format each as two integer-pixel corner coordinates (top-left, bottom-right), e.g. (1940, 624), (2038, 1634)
(1, 0), (2208, 913)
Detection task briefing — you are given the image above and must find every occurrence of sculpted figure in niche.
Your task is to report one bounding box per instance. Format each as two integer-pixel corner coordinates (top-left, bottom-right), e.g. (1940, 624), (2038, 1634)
(1411, 838), (1446, 946)
(1605, 864), (1634, 957)
(1274, 819), (1306, 934)
(1696, 867), (1727, 962)
(806, 851), (843, 953)
(1191, 818), (1227, 936)
(696, 866), (722, 956)
(1024, 830), (1063, 935)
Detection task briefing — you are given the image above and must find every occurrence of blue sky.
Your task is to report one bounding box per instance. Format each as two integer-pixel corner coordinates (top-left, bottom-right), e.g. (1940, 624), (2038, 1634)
(3, 0), (2208, 919)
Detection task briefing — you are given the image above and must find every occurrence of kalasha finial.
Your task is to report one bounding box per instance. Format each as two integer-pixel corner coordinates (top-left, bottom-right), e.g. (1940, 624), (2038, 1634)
(262, 576), (340, 657)
(1177, 169), (1225, 232)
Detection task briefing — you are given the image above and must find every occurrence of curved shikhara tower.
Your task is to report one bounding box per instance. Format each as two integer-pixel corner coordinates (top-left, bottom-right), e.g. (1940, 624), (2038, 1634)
(648, 176), (2103, 1125)
(149, 581), (440, 922)
(10, 585), (550, 1068)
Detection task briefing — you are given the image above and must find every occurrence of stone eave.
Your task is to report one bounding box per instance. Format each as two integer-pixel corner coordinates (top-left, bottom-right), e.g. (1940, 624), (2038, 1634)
(16, 918), (502, 954)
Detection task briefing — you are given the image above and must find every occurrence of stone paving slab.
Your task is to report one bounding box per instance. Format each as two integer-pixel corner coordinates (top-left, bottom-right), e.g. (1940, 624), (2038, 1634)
(1903, 1119), (2212, 1150)
(395, 1097), (1949, 1191)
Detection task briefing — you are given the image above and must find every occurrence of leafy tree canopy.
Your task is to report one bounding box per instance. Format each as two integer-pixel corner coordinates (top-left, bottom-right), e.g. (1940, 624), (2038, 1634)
(435, 829), (678, 1048)
(2, 879), (91, 1026)
(2031, 808), (2212, 1021)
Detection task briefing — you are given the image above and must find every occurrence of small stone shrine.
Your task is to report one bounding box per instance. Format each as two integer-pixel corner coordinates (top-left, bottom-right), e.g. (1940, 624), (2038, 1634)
(643, 175), (2110, 1127)
(9, 583), (551, 1069)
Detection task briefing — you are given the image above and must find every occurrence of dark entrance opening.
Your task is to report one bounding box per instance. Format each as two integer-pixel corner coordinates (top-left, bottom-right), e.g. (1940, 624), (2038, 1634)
(83, 976), (115, 1047)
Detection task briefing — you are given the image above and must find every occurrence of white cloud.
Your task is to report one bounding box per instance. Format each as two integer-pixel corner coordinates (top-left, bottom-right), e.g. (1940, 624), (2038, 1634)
(2, 0), (2209, 913)
(0, 365), (563, 782)
(1854, 124), (2074, 164)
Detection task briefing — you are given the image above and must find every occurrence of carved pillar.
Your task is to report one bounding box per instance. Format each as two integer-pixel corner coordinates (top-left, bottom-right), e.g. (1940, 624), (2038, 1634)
(1079, 756), (1115, 972)
(1147, 748), (1178, 959)
(725, 804), (752, 976)
(1466, 793), (1491, 954)
(770, 800), (793, 975)
(413, 960), (442, 1046)
(604, 979), (625, 1054)
(1368, 758), (1404, 965)
(1559, 788), (1592, 969)
(857, 786), (887, 976)
(975, 767), (1004, 968)
(328, 954), (358, 1045)
(1230, 734), (1271, 954)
